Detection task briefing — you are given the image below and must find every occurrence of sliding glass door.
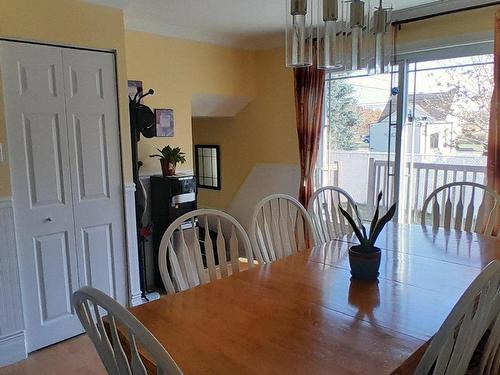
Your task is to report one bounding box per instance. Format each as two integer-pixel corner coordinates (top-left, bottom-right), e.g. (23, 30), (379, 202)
(317, 69), (399, 218)
(317, 52), (493, 223)
(400, 55), (493, 224)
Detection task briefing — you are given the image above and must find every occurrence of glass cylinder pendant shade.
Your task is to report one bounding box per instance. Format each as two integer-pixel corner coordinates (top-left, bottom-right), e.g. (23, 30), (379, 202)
(345, 0), (370, 72)
(318, 0), (344, 70)
(286, 0), (313, 67)
(370, 1), (393, 74)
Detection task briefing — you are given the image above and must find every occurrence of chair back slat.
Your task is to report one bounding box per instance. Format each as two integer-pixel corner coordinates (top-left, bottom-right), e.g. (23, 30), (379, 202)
(177, 228), (198, 288)
(158, 209), (253, 293)
(330, 203), (341, 239)
(421, 182), (499, 237)
(465, 188), (476, 232)
(295, 211), (307, 251)
(251, 194), (316, 264)
(270, 200), (284, 259)
(323, 195), (335, 242)
(254, 223), (269, 263)
(308, 187), (357, 242)
(109, 316), (132, 374)
(229, 227), (240, 274)
(73, 287), (183, 375)
(454, 187), (464, 231)
(129, 335), (147, 375)
(190, 224), (206, 285)
(287, 204), (299, 253)
(168, 242), (189, 292)
(261, 211), (274, 262)
(475, 195), (488, 233)
(415, 261), (500, 375)
(216, 219), (229, 278)
(432, 198), (440, 228)
(443, 190), (452, 229)
(279, 200), (293, 257)
(203, 215), (217, 282)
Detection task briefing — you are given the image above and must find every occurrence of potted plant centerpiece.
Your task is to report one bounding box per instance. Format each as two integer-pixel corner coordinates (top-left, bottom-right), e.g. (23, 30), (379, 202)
(149, 145), (186, 177)
(339, 192), (397, 281)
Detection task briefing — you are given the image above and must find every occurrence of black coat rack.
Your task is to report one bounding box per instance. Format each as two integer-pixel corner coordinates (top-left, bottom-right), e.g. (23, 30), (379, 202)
(129, 86), (155, 297)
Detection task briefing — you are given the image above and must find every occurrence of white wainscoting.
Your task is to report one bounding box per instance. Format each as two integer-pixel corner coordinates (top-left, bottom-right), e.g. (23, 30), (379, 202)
(124, 183), (143, 307)
(0, 197), (27, 366)
(0, 331), (26, 366)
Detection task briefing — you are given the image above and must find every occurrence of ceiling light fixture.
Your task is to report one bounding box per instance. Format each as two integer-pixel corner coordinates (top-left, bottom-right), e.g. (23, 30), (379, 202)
(286, 0), (313, 67)
(318, 0), (344, 70)
(287, 0), (393, 75)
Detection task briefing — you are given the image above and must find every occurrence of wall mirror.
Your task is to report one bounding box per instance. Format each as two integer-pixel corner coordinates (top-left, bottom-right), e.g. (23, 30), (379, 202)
(195, 145), (221, 190)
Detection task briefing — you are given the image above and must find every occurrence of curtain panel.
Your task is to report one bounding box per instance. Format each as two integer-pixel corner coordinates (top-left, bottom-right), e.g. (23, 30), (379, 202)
(488, 11), (500, 196)
(487, 11), (500, 235)
(293, 57), (325, 207)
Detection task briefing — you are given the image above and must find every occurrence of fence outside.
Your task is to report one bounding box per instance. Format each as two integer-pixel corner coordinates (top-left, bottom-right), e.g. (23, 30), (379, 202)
(315, 150), (487, 222)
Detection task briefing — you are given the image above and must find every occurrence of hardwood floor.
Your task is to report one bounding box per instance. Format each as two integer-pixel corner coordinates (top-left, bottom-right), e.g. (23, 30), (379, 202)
(0, 335), (106, 375)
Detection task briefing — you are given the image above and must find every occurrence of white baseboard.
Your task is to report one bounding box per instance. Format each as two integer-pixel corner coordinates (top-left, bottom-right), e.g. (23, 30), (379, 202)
(0, 331), (27, 367)
(130, 291), (144, 307)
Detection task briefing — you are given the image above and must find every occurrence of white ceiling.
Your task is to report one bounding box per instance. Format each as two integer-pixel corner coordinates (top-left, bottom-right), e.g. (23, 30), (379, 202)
(84, 0), (497, 49)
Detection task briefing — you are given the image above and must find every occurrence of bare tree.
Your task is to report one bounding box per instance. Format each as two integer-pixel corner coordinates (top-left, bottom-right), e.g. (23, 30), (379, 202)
(431, 55), (493, 154)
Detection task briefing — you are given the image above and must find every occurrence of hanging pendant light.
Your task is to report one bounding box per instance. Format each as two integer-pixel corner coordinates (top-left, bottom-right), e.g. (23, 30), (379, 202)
(318, 0), (344, 70)
(370, 0), (393, 74)
(347, 0), (369, 72)
(286, 0), (313, 67)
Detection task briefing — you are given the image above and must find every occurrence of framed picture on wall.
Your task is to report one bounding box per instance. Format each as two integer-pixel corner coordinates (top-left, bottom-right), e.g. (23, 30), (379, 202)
(128, 80), (143, 102)
(155, 109), (174, 137)
(195, 145), (221, 190)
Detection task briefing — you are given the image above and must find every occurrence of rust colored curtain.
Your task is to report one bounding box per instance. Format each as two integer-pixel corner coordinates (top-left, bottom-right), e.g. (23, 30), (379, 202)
(488, 12), (500, 197)
(487, 12), (500, 235)
(294, 57), (325, 207)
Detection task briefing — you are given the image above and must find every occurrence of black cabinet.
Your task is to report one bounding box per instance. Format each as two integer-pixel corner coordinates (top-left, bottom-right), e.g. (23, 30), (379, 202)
(150, 175), (197, 288)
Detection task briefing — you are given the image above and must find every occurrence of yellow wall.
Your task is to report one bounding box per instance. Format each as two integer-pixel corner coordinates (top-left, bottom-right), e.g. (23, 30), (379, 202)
(124, 31), (257, 175)
(0, 0), (131, 197)
(193, 48), (298, 209)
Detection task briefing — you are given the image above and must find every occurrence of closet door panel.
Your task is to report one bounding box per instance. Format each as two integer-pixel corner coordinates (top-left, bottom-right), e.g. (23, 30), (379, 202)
(62, 49), (127, 305)
(0, 42), (82, 352)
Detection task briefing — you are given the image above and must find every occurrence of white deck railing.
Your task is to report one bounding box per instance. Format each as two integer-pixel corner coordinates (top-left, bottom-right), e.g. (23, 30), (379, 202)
(315, 154), (487, 224)
(368, 158), (487, 223)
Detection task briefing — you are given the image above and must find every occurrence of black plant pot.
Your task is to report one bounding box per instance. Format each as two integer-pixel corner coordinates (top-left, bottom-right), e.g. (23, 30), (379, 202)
(348, 245), (381, 281)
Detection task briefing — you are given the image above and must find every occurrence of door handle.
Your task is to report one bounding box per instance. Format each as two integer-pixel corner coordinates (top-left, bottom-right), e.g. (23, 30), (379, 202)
(45, 217), (53, 222)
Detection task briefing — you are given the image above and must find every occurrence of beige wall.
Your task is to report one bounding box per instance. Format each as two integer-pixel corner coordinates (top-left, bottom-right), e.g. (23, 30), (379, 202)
(0, 0), (131, 197)
(193, 48), (298, 209)
(124, 31), (257, 175)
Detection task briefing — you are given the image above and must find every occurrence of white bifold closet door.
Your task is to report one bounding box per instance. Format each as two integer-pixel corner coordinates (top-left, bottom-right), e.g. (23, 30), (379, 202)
(0, 41), (127, 352)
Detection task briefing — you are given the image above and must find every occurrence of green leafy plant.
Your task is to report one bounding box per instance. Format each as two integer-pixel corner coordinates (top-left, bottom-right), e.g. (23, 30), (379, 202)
(149, 146), (186, 165)
(338, 192), (397, 253)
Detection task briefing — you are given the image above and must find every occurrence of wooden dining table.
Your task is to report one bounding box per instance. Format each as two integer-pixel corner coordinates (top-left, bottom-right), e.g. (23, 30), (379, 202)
(129, 223), (500, 375)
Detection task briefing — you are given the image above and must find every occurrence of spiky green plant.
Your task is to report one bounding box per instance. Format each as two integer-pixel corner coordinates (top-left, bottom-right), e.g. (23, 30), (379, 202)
(149, 146), (186, 165)
(339, 192), (397, 253)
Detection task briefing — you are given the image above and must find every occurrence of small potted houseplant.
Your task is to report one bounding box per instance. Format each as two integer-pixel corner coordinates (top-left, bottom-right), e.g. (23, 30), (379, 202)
(339, 192), (396, 281)
(149, 145), (186, 177)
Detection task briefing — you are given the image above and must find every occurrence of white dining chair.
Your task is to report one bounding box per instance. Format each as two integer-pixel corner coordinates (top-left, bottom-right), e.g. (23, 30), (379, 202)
(73, 286), (183, 375)
(414, 260), (500, 375)
(421, 182), (500, 237)
(250, 194), (317, 264)
(158, 209), (254, 294)
(307, 186), (357, 243)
